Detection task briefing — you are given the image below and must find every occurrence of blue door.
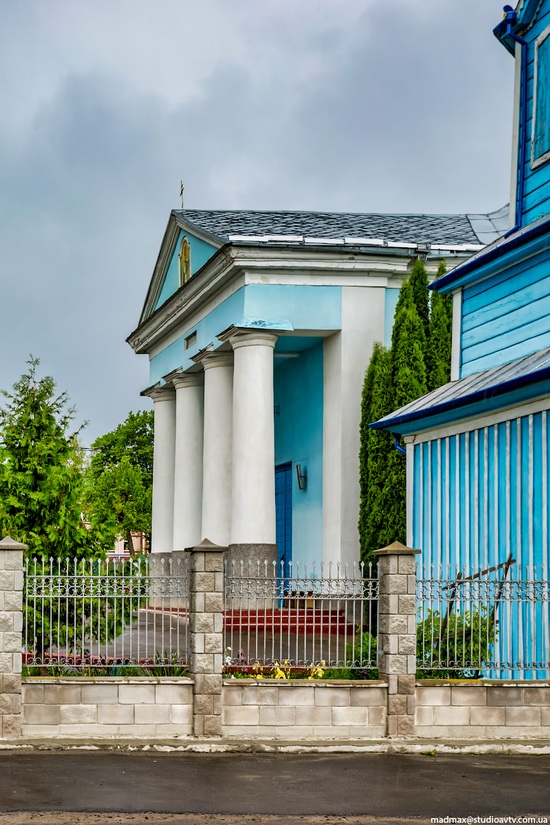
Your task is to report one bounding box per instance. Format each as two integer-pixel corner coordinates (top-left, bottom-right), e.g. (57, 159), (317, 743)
(275, 463), (292, 571)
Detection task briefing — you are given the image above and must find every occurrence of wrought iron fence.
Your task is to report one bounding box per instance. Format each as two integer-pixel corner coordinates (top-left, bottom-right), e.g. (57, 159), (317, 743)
(417, 559), (550, 679)
(24, 555), (189, 673)
(223, 560), (378, 672)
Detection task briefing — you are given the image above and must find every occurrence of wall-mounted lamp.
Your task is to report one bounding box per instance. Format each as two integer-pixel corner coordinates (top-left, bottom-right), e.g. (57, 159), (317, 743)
(296, 463), (307, 491)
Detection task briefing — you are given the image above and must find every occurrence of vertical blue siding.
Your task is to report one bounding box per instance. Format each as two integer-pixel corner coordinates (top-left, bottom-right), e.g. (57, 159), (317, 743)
(413, 409), (550, 678)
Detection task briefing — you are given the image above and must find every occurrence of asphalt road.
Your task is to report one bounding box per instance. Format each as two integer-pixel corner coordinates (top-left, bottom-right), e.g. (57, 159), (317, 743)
(0, 751), (548, 822)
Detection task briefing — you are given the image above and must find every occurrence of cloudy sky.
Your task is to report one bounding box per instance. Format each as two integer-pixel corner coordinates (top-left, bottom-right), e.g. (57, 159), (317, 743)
(0, 0), (515, 443)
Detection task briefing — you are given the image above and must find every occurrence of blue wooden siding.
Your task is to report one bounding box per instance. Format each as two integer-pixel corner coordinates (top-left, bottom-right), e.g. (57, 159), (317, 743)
(412, 409), (550, 677)
(460, 248), (550, 376)
(516, 6), (550, 224)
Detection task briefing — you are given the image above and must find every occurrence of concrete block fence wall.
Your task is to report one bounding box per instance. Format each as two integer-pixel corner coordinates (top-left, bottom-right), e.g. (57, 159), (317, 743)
(1, 536), (550, 741)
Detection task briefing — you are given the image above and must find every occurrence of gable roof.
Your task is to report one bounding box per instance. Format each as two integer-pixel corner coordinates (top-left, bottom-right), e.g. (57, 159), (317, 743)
(371, 346), (550, 434)
(174, 206), (508, 248)
(136, 205), (509, 327)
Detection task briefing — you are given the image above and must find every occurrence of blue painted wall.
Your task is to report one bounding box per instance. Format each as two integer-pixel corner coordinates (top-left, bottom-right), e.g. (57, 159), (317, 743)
(274, 342), (324, 566)
(154, 230), (219, 311)
(460, 247), (550, 376)
(243, 284), (341, 331)
(149, 284), (343, 384)
(149, 288), (246, 383)
(384, 288), (400, 348)
(412, 409), (550, 678)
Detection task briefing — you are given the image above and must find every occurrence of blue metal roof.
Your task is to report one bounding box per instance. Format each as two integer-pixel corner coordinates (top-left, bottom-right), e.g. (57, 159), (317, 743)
(371, 347), (550, 433)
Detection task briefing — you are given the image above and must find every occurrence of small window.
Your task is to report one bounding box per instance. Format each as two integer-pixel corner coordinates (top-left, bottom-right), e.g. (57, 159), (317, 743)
(185, 331), (197, 350)
(178, 237), (191, 286)
(532, 26), (550, 168)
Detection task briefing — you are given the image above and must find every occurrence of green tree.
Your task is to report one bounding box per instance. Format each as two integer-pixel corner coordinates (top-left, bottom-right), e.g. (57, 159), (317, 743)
(360, 346), (395, 566)
(426, 263), (453, 391)
(86, 411), (153, 555)
(390, 280), (428, 408)
(408, 258), (430, 343)
(0, 358), (97, 558)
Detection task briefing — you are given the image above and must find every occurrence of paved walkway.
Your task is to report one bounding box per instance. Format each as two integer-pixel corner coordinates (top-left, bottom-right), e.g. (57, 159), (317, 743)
(0, 751), (548, 821)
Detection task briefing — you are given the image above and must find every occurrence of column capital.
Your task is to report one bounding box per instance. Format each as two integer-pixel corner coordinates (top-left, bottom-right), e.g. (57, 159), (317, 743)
(141, 385), (175, 403)
(193, 350), (234, 371)
(219, 327), (278, 351)
(169, 371), (204, 390)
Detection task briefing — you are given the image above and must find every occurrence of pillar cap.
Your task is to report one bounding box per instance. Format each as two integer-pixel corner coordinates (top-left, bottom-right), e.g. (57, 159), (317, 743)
(373, 541), (420, 557)
(0, 536), (28, 551)
(185, 538), (227, 553)
(141, 384), (175, 402)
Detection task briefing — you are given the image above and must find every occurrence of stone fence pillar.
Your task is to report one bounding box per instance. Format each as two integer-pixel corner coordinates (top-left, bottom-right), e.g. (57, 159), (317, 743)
(0, 536), (26, 739)
(374, 541), (420, 737)
(187, 538), (225, 737)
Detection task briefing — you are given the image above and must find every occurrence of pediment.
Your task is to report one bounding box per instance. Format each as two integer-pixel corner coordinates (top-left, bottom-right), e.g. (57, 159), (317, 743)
(139, 212), (221, 324)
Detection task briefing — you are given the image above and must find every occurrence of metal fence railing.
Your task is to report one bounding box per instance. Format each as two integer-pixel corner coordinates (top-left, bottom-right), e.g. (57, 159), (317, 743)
(24, 555), (189, 673)
(417, 560), (550, 680)
(223, 560), (378, 672)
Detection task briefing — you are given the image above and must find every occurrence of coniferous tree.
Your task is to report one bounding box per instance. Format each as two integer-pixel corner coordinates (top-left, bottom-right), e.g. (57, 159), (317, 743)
(408, 258), (430, 343)
(391, 280), (428, 408)
(426, 262), (452, 391)
(360, 345), (394, 565)
(379, 284), (428, 547)
(427, 290), (452, 390)
(0, 358), (98, 558)
(358, 258), (453, 561)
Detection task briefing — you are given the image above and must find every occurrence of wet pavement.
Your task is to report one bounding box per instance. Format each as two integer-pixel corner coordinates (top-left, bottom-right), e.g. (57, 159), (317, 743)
(0, 751), (548, 822)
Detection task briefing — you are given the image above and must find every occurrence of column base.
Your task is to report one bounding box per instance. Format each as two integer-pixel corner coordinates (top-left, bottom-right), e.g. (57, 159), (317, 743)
(227, 543), (278, 574)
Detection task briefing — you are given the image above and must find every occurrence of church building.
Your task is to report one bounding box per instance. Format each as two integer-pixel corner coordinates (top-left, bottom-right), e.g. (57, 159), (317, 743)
(128, 208), (506, 568)
(372, 1), (550, 673)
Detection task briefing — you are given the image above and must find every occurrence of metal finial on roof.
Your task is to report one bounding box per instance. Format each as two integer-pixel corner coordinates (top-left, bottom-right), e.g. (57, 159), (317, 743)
(179, 181), (185, 209)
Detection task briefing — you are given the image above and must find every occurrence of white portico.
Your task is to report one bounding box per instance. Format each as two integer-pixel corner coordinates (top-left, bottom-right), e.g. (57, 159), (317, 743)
(129, 207), (506, 565)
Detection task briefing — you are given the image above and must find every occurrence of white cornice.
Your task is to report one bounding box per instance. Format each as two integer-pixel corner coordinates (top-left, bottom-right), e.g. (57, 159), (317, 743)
(128, 245), (470, 356)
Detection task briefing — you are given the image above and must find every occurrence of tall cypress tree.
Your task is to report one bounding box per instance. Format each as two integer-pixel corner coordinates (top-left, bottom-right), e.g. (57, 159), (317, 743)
(427, 262), (453, 391)
(380, 284), (428, 547)
(390, 280), (427, 406)
(358, 258), (453, 561)
(427, 290), (452, 390)
(359, 345), (394, 566)
(359, 342), (383, 556)
(408, 258), (430, 343)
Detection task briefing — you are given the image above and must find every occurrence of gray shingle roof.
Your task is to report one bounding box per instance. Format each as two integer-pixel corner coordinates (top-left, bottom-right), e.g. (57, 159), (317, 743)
(173, 205), (508, 248)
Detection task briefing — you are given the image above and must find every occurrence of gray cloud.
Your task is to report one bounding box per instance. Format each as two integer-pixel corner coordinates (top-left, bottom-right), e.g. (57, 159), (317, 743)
(0, 0), (514, 441)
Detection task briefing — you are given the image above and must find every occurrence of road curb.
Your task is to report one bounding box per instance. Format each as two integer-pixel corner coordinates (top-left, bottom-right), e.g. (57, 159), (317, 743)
(0, 738), (549, 755)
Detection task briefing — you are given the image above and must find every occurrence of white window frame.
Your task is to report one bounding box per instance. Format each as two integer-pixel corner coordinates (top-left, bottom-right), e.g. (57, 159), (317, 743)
(531, 24), (550, 169)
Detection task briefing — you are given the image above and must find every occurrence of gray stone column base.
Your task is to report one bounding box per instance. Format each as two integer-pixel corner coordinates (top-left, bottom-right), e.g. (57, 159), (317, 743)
(226, 543), (278, 573)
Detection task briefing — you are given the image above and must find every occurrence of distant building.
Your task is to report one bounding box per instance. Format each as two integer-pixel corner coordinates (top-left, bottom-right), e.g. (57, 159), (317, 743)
(128, 207), (506, 567)
(373, 2), (550, 673)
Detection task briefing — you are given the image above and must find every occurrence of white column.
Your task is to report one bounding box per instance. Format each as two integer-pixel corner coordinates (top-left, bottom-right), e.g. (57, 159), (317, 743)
(228, 330), (277, 545)
(172, 373), (204, 552)
(149, 387), (176, 553)
(196, 352), (233, 546)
